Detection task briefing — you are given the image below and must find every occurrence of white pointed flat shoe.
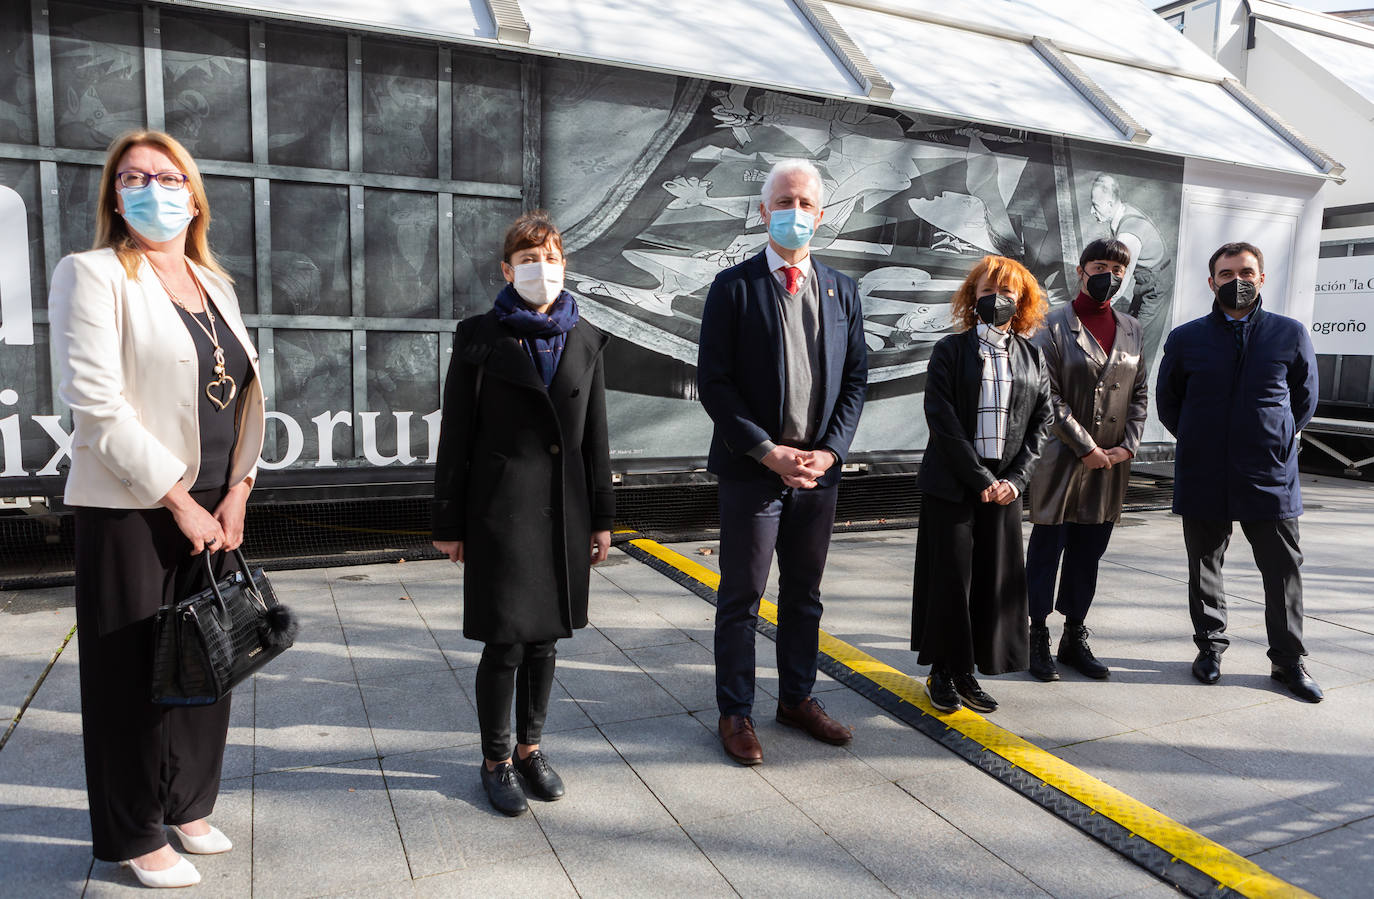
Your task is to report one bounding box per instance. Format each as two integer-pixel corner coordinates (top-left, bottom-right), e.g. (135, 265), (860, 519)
(170, 823), (233, 854)
(120, 855), (201, 888)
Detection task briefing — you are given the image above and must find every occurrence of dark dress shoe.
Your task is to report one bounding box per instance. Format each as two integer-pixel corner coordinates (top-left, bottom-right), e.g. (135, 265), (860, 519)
(925, 667), (962, 713)
(1029, 624), (1060, 682)
(776, 696), (853, 745)
(480, 761), (528, 816)
(951, 673), (998, 712)
(514, 749), (565, 801)
(1272, 662), (1323, 703)
(1057, 624), (1110, 679)
(718, 715), (763, 765)
(1192, 650), (1222, 684)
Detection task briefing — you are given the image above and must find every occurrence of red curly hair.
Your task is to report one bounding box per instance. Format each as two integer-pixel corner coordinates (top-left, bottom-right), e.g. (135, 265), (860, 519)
(948, 255), (1047, 337)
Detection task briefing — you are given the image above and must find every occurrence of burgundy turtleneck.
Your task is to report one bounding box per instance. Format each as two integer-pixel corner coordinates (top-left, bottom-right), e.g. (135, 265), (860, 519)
(1072, 292), (1116, 354)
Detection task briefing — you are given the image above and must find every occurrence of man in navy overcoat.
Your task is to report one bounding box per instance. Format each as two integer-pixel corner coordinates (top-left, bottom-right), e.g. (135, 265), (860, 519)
(1156, 241), (1321, 702)
(697, 159), (868, 764)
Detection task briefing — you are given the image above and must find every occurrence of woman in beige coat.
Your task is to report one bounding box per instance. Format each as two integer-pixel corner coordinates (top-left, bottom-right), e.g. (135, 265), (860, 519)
(1025, 239), (1149, 682)
(49, 130), (264, 888)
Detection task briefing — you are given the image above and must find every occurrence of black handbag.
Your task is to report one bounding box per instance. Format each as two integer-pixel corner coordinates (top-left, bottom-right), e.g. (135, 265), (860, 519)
(151, 549), (298, 705)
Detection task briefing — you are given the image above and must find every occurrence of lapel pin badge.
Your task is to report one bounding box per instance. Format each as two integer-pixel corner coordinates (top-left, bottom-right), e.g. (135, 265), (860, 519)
(828, 288), (834, 296)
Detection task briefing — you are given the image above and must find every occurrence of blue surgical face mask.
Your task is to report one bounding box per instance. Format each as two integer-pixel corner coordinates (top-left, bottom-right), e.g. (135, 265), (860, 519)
(766, 207), (815, 251)
(119, 181), (194, 242)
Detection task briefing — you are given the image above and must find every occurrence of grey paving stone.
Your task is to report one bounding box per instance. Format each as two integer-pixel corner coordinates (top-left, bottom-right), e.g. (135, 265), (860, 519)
(599, 713), (785, 825)
(524, 726), (677, 852)
(893, 762), (1166, 897)
(561, 623), (621, 658)
(251, 760), (409, 898)
(0, 799), (93, 896)
(623, 639), (717, 713)
(798, 781), (1049, 898)
(683, 801), (891, 899)
(586, 588), (691, 651)
(332, 583), (451, 681)
(358, 667), (479, 758)
(253, 675), (375, 773)
(0, 601), (74, 659)
(0, 651), (56, 725)
(411, 851), (576, 897)
(557, 824), (734, 898)
(380, 746), (553, 879)
(0, 652), (86, 812)
(1247, 814), (1374, 899)
(554, 648), (685, 725)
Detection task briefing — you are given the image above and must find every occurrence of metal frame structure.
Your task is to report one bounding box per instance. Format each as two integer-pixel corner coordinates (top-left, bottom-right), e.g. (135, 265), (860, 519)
(13, 0), (535, 480)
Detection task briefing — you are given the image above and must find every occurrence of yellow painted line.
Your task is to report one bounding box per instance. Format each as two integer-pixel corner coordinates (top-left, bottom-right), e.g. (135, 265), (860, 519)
(624, 535), (1314, 899)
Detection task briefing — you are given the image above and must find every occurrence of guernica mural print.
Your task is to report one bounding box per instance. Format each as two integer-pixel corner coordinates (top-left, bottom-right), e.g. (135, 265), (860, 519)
(0, 1), (1182, 489)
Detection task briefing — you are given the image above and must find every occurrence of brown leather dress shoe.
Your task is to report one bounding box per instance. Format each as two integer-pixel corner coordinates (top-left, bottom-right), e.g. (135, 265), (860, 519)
(718, 715), (763, 765)
(776, 697), (853, 746)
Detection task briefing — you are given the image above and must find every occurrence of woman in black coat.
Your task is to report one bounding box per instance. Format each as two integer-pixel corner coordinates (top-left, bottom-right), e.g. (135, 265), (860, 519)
(911, 254), (1052, 715)
(431, 211), (614, 816)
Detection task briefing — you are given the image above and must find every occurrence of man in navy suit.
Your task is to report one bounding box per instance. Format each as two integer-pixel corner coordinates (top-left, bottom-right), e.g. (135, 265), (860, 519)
(1156, 241), (1322, 702)
(697, 159), (868, 765)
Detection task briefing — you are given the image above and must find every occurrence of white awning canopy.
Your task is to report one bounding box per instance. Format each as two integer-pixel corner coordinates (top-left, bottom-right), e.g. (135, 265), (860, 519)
(167, 0), (1342, 179)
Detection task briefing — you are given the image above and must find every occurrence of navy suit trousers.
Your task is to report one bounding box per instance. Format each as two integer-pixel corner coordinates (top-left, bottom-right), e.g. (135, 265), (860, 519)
(714, 477), (838, 717)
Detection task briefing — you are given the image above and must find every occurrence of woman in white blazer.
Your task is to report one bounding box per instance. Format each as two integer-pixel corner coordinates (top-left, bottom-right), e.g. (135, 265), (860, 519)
(48, 130), (265, 889)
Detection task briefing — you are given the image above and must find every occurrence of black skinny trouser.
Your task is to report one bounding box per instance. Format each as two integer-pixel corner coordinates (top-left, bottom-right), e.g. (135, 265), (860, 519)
(474, 641), (557, 762)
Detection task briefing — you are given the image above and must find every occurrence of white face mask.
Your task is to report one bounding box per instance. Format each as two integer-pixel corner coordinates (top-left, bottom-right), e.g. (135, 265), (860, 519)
(512, 261), (564, 308)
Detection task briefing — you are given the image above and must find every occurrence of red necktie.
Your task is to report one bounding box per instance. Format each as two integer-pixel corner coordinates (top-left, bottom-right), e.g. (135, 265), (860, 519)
(784, 266), (802, 295)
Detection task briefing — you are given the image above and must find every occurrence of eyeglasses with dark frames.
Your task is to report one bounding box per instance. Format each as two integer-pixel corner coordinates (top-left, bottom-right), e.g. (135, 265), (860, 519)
(117, 170), (190, 190)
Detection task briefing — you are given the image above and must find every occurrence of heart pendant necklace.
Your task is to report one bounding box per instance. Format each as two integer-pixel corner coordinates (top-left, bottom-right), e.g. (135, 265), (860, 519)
(148, 257), (238, 412)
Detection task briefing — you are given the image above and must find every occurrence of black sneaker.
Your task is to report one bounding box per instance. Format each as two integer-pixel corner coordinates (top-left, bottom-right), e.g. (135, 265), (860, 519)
(1058, 624), (1110, 679)
(480, 761), (528, 816)
(951, 672), (999, 713)
(1029, 624), (1060, 682)
(925, 667), (962, 713)
(514, 749), (566, 801)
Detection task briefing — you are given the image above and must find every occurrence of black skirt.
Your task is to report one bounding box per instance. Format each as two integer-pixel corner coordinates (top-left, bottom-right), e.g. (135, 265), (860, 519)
(911, 491), (1030, 676)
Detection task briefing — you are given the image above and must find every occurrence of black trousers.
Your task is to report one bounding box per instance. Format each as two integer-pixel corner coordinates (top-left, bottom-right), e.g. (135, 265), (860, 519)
(73, 489), (233, 862)
(1025, 522), (1116, 623)
(1182, 516), (1306, 664)
(474, 640), (557, 762)
(715, 478), (838, 717)
(911, 492), (1028, 676)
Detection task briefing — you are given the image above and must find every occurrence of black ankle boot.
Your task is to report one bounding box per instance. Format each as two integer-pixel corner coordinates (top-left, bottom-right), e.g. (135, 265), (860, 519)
(1058, 623), (1110, 679)
(1029, 624), (1060, 682)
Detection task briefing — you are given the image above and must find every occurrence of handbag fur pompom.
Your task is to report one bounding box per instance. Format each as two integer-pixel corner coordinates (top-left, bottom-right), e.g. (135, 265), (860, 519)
(261, 604), (299, 648)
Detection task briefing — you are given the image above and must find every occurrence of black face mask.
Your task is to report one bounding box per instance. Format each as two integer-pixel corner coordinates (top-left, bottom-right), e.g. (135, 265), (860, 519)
(1216, 278), (1258, 310)
(975, 293), (1017, 328)
(1085, 271), (1121, 304)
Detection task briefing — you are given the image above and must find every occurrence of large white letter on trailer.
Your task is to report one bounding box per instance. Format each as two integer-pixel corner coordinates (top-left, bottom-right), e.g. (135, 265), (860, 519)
(0, 184), (34, 346)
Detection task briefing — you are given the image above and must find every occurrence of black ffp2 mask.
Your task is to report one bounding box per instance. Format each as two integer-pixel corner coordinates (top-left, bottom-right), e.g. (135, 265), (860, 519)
(1216, 278), (1258, 310)
(975, 293), (1017, 327)
(1085, 271), (1121, 304)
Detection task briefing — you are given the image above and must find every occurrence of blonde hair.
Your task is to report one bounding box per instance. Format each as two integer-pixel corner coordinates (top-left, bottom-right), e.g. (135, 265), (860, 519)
(94, 130), (229, 281)
(949, 255), (1047, 337)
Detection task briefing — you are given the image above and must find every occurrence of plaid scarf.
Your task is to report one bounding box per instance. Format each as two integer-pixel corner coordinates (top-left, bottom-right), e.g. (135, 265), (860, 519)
(493, 284), (579, 387)
(974, 323), (1013, 461)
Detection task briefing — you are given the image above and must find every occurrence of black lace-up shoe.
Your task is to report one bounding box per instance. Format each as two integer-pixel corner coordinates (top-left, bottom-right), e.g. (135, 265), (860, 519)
(1029, 624), (1059, 682)
(1192, 650), (1221, 684)
(480, 762), (528, 816)
(925, 667), (961, 713)
(1058, 624), (1110, 679)
(1271, 662), (1323, 703)
(514, 749), (566, 801)
(951, 672), (999, 713)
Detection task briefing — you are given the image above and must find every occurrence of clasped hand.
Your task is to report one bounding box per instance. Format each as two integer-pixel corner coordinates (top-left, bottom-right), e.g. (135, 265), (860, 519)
(979, 480), (1017, 505)
(1081, 446), (1132, 470)
(761, 446), (834, 489)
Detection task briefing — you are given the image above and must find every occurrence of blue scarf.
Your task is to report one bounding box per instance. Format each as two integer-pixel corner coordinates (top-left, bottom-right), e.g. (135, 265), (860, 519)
(493, 284), (580, 387)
